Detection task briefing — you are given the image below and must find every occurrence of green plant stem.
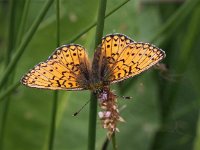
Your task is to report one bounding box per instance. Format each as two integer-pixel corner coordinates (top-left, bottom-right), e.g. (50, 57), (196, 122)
(102, 138), (109, 150)
(163, 2), (200, 117)
(48, 0), (60, 150)
(5, 0), (15, 64)
(118, 0), (199, 92)
(0, 0), (15, 149)
(1, 0), (30, 99)
(88, 93), (98, 150)
(69, 0), (130, 43)
(150, 0), (199, 43)
(0, 82), (20, 102)
(56, 0), (60, 47)
(94, 1), (107, 47)
(112, 132), (117, 150)
(150, 3), (200, 150)
(0, 99), (10, 150)
(0, 0), (54, 89)
(16, 0), (30, 45)
(0, 0), (130, 101)
(88, 1), (107, 149)
(48, 91), (58, 150)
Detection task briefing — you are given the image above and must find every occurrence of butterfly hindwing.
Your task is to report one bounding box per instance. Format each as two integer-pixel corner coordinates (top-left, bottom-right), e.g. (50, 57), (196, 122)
(21, 44), (91, 90)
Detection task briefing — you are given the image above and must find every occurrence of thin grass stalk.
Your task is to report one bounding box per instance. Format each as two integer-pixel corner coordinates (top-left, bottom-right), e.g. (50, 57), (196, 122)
(153, 0), (200, 122)
(118, 0), (199, 93)
(163, 4), (200, 115)
(0, 0), (130, 103)
(56, 0), (60, 47)
(48, 90), (58, 150)
(16, 0), (30, 45)
(0, 1), (33, 147)
(150, 0), (199, 43)
(102, 138), (109, 150)
(0, 0), (30, 102)
(0, 0), (54, 89)
(111, 132), (117, 150)
(48, 0), (60, 150)
(0, 82), (20, 102)
(1, 0), (30, 126)
(0, 100), (10, 150)
(0, 0), (15, 149)
(88, 93), (97, 150)
(101, 128), (117, 150)
(69, 0), (130, 43)
(2, 0), (31, 118)
(150, 4), (200, 150)
(88, 1), (107, 149)
(5, 0), (15, 64)
(189, 60), (200, 149)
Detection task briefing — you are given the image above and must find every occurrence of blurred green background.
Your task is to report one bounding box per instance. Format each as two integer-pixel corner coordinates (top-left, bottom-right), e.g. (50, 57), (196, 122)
(0, 0), (200, 150)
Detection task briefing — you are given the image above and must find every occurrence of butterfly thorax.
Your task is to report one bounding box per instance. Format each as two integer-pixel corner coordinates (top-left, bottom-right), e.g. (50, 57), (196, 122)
(87, 73), (111, 92)
(88, 81), (104, 92)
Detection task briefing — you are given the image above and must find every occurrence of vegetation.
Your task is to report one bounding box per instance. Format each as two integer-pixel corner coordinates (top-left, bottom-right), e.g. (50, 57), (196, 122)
(0, 0), (200, 150)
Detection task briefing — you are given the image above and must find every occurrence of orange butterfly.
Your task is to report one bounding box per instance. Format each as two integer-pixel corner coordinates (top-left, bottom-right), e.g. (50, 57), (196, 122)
(21, 33), (165, 91)
(21, 33), (166, 136)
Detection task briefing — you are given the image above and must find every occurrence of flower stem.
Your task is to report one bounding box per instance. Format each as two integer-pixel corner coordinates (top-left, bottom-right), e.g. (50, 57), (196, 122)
(88, 0), (107, 150)
(112, 132), (117, 150)
(48, 0), (60, 149)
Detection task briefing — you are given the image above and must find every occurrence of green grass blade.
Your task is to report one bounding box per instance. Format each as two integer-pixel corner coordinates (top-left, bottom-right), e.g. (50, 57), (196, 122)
(48, 91), (58, 150)
(16, 0), (31, 45)
(0, 0), (54, 89)
(165, 3), (200, 109)
(0, 0), (16, 149)
(69, 0), (130, 43)
(88, 0), (107, 149)
(119, 0), (199, 94)
(150, 0), (199, 43)
(0, 0), (130, 101)
(112, 132), (117, 150)
(48, 0), (60, 150)
(151, 4), (200, 150)
(88, 93), (98, 150)
(5, 0), (15, 65)
(0, 82), (20, 102)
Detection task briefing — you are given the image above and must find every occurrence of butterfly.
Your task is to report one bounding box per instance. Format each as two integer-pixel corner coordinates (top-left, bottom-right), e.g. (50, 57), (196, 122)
(21, 33), (166, 136)
(21, 33), (166, 91)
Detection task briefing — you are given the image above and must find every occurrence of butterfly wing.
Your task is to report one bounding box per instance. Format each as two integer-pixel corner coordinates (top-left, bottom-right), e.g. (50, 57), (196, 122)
(100, 33), (134, 66)
(21, 44), (91, 90)
(104, 42), (166, 83)
(92, 33), (134, 82)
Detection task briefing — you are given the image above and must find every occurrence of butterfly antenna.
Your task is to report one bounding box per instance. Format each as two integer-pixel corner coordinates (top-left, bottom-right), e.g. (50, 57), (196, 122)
(115, 95), (132, 100)
(73, 100), (90, 116)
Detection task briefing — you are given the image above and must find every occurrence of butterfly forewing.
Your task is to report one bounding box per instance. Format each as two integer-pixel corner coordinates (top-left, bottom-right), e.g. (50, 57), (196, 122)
(21, 44), (91, 90)
(101, 33), (134, 65)
(105, 42), (166, 83)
